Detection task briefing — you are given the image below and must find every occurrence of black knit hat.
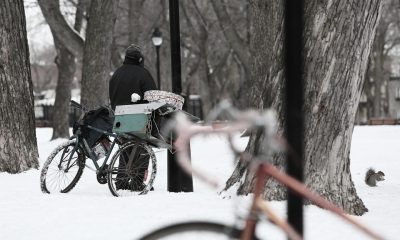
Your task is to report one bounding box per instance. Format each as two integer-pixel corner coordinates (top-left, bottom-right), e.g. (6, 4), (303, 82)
(125, 44), (143, 63)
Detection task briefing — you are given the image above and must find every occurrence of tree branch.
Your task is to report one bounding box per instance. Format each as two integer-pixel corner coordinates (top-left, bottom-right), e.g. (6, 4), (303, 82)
(181, 1), (200, 40)
(37, 0), (84, 59)
(210, 0), (250, 73)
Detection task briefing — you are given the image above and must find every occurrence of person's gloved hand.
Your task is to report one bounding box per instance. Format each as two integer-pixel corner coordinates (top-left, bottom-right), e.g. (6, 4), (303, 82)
(131, 93), (141, 103)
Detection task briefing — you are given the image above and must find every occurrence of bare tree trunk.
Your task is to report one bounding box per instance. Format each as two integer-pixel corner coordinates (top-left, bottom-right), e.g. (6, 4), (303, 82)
(373, 51), (383, 117)
(51, 0), (86, 139)
(363, 60), (374, 120)
(369, 26), (386, 119)
(81, 0), (117, 109)
(363, 0), (399, 119)
(210, 0), (250, 108)
(110, 38), (123, 71)
(372, 25), (387, 118)
(128, 0), (145, 44)
(51, 36), (76, 139)
(0, 0), (39, 173)
(225, 1), (383, 215)
(302, 1), (383, 216)
(74, 0), (89, 34)
(210, 0), (250, 74)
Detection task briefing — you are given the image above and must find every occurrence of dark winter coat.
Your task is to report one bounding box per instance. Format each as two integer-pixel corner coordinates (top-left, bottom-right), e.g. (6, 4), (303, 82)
(109, 58), (157, 110)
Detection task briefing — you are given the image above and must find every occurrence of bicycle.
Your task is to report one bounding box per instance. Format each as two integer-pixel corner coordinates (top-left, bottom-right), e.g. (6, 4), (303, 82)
(40, 100), (167, 197)
(139, 100), (384, 240)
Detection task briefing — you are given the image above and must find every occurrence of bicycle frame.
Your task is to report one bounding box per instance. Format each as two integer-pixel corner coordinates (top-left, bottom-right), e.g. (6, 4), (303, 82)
(66, 100), (121, 173)
(65, 125), (120, 174)
(73, 124), (154, 172)
(241, 162), (384, 240)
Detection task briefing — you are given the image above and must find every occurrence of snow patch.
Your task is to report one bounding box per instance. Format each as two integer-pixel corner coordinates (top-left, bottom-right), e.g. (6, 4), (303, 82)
(0, 127), (398, 239)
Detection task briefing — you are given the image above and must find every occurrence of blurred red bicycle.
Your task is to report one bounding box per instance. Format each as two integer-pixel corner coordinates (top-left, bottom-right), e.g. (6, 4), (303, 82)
(139, 100), (384, 240)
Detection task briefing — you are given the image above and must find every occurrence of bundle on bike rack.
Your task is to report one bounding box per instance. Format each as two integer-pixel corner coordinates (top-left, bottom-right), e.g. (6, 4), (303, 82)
(113, 91), (199, 149)
(144, 90), (184, 110)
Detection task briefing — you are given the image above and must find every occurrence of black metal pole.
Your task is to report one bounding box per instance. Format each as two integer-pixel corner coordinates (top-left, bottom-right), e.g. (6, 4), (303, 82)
(167, 0), (193, 192)
(156, 46), (161, 89)
(169, 0), (182, 94)
(284, 0), (304, 238)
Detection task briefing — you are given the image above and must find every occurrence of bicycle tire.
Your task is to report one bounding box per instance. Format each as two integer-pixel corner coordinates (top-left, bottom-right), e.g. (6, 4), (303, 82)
(107, 140), (156, 197)
(40, 140), (86, 193)
(138, 221), (251, 240)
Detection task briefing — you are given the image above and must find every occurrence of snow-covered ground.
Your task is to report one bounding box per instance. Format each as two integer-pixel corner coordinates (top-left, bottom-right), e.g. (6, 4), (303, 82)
(0, 126), (399, 239)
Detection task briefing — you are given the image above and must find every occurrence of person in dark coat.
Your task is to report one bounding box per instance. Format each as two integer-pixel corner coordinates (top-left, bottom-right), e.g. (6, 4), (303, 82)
(109, 44), (157, 110)
(109, 44), (157, 191)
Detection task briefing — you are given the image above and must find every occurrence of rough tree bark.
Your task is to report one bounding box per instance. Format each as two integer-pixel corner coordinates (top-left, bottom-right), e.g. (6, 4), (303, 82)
(81, 0), (117, 109)
(50, 36), (76, 139)
(225, 1), (383, 215)
(0, 0), (39, 173)
(51, 0), (87, 140)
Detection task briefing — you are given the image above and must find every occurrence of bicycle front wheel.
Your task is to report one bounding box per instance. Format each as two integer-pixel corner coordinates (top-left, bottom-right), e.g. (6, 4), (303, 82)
(40, 140), (86, 193)
(138, 221), (248, 240)
(107, 140), (156, 197)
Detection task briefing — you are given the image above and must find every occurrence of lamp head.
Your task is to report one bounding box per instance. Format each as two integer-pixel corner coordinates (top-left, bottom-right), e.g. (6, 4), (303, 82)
(152, 28), (163, 47)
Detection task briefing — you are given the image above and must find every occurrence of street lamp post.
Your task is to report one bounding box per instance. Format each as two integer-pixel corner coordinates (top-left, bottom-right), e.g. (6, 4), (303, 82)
(152, 27), (163, 89)
(168, 0), (193, 193)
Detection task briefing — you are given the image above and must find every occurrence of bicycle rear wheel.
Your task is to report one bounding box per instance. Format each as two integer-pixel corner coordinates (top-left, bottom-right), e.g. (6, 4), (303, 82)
(139, 221), (251, 240)
(40, 140), (86, 193)
(107, 140), (156, 197)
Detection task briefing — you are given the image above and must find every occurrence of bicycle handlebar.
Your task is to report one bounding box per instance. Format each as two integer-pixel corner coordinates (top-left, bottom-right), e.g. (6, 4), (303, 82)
(70, 100), (85, 111)
(172, 100), (282, 188)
